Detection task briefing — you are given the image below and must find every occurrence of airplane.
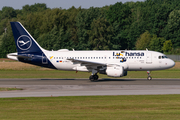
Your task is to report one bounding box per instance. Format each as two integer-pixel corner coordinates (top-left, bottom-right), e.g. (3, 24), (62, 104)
(7, 22), (175, 81)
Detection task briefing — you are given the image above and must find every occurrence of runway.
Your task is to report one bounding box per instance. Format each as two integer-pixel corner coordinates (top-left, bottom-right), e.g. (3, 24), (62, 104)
(0, 78), (180, 98)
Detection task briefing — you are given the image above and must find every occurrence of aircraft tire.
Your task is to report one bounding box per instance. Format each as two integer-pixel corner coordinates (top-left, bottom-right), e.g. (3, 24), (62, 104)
(94, 75), (99, 81)
(89, 75), (94, 81)
(147, 76), (152, 80)
(89, 75), (99, 82)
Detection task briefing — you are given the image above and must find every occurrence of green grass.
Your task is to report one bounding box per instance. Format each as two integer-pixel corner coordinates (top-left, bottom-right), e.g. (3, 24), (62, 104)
(0, 95), (180, 120)
(0, 69), (179, 78)
(0, 87), (23, 91)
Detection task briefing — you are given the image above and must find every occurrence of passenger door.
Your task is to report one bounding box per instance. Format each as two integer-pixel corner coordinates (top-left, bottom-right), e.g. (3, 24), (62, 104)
(146, 52), (152, 64)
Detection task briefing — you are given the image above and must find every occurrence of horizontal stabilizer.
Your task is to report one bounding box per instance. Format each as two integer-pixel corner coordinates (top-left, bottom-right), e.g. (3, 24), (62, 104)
(7, 53), (31, 61)
(10, 55), (31, 59)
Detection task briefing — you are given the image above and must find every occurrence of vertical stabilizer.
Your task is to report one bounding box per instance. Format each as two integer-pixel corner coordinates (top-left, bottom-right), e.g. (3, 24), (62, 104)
(10, 22), (43, 53)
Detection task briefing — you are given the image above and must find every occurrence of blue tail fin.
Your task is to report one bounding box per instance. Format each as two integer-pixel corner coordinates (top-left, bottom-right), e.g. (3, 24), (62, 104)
(10, 22), (42, 53)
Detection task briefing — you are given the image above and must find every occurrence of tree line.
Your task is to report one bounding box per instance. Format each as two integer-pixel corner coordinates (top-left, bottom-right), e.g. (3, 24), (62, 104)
(0, 0), (180, 58)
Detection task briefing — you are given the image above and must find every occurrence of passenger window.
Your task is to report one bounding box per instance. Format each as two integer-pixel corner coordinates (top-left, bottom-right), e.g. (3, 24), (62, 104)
(162, 56), (164, 59)
(159, 56), (161, 59)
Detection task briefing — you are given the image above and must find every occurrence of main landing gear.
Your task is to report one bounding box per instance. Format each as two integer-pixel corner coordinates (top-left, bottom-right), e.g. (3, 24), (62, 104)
(89, 74), (99, 82)
(89, 69), (99, 82)
(147, 71), (152, 80)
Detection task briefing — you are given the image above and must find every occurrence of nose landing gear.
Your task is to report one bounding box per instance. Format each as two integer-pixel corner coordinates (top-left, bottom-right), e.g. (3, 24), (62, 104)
(147, 71), (152, 80)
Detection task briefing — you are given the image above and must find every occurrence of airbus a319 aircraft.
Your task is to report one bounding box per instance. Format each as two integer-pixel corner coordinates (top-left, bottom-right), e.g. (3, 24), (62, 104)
(7, 22), (175, 81)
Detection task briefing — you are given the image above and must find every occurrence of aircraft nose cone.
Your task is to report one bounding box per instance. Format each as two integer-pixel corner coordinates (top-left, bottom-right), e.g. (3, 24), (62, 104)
(172, 61), (175, 67)
(169, 60), (175, 68)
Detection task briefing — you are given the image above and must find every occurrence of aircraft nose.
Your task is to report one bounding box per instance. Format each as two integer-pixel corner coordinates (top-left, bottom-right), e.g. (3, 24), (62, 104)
(169, 59), (175, 68)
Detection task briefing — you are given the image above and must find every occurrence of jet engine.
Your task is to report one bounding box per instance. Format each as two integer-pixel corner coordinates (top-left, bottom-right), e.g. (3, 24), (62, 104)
(106, 66), (125, 77)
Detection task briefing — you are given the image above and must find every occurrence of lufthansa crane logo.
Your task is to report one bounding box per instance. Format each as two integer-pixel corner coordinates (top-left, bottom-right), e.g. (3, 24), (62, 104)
(17, 35), (32, 50)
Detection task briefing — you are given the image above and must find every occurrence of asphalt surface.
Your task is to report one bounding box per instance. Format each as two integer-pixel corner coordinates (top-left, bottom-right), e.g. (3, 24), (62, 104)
(0, 78), (180, 98)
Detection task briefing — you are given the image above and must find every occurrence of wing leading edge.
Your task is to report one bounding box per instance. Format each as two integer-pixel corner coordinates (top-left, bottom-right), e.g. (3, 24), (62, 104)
(67, 58), (106, 67)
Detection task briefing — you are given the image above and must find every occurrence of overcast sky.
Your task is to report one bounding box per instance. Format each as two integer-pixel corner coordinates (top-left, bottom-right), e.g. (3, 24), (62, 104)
(0, 0), (144, 10)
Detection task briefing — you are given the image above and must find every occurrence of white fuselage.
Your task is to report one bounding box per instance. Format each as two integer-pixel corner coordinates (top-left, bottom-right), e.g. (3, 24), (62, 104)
(42, 50), (175, 72)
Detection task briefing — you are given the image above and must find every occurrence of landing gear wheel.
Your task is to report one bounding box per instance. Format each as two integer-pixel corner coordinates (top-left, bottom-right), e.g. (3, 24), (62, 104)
(89, 75), (99, 82)
(89, 75), (94, 81)
(147, 71), (152, 81)
(94, 75), (99, 80)
(147, 76), (152, 80)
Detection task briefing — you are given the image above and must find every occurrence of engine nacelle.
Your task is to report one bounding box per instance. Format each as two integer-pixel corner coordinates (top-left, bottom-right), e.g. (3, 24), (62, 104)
(106, 66), (124, 77)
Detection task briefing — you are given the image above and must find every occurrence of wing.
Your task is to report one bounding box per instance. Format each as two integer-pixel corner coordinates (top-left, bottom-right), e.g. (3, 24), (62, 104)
(67, 59), (106, 67)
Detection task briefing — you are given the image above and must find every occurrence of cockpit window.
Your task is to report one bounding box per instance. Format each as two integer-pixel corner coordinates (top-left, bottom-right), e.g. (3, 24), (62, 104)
(159, 56), (168, 59)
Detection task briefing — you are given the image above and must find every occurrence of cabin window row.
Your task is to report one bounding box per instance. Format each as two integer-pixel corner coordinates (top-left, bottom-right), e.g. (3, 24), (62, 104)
(54, 56), (142, 59)
(116, 57), (142, 59)
(55, 57), (107, 59)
